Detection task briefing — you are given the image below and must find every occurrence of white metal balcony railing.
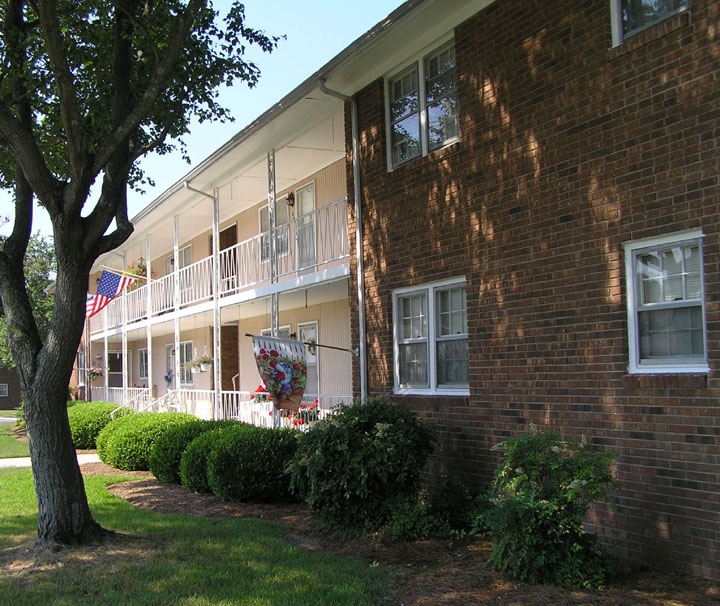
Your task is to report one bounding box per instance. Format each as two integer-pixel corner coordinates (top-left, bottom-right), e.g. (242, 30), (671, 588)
(104, 387), (350, 431)
(90, 199), (349, 333)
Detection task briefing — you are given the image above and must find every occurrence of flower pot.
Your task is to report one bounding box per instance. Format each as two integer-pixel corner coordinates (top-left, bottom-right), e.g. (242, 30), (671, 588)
(200, 362), (211, 372)
(190, 366), (200, 374)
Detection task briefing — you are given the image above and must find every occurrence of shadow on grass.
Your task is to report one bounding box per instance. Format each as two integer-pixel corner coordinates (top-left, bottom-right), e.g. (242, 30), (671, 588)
(0, 470), (393, 605)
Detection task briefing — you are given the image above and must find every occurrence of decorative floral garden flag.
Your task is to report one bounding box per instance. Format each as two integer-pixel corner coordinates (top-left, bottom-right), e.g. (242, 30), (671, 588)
(251, 335), (307, 410)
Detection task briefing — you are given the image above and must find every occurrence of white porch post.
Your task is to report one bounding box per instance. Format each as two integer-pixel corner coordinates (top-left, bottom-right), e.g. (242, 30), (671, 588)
(173, 216), (181, 394)
(212, 188), (221, 419)
(145, 235), (153, 400)
(120, 252), (129, 406)
(267, 150), (279, 337)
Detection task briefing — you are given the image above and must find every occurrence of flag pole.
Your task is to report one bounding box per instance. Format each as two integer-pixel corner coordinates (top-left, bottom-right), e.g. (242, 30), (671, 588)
(100, 265), (147, 281)
(244, 333), (359, 356)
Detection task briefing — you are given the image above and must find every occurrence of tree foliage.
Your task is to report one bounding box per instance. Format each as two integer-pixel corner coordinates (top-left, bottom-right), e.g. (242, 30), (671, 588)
(0, 233), (56, 367)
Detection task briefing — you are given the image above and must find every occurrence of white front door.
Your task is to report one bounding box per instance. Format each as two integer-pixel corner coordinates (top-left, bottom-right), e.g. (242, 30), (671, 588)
(299, 321), (319, 395)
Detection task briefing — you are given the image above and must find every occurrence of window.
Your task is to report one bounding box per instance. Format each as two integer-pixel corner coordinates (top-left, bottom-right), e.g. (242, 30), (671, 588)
(179, 341), (194, 385)
(611, 0), (689, 45)
(393, 279), (468, 393)
(261, 325), (291, 340)
(260, 201), (289, 262)
(138, 348), (148, 380)
(624, 231), (707, 374)
(0, 384), (7, 397)
(77, 351), (86, 387)
(387, 40), (458, 168)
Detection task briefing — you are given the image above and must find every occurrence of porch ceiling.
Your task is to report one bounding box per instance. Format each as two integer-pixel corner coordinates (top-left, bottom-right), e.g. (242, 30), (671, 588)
(100, 97), (345, 268)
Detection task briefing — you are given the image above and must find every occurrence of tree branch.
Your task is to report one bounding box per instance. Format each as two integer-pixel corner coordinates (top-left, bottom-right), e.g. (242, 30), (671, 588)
(34, 0), (89, 183)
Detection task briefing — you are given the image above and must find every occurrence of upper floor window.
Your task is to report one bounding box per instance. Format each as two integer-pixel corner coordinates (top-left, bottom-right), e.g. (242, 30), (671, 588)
(611, 0), (689, 45)
(260, 200), (290, 262)
(387, 40), (458, 168)
(623, 231), (707, 374)
(393, 279), (468, 394)
(0, 384), (7, 397)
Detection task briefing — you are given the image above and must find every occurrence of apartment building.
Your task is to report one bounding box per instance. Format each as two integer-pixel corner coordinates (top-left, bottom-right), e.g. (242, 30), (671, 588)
(85, 0), (720, 578)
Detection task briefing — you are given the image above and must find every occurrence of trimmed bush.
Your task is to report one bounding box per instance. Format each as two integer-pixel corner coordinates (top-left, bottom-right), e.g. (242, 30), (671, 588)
(180, 425), (238, 494)
(67, 402), (132, 450)
(207, 424), (300, 503)
(149, 419), (237, 484)
(96, 412), (196, 471)
(288, 397), (435, 534)
(476, 426), (622, 589)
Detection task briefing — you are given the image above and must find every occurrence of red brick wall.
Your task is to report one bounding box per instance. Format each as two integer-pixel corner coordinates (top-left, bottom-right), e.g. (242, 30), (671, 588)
(348, 0), (720, 579)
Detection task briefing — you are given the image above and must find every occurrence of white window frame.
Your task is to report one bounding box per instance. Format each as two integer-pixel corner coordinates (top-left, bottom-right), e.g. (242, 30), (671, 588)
(623, 230), (707, 374)
(260, 200), (290, 263)
(385, 37), (458, 170)
(77, 351), (86, 387)
(179, 340), (194, 386)
(261, 325), (292, 340)
(393, 278), (469, 395)
(0, 384), (8, 397)
(611, 0), (689, 46)
(138, 348), (148, 380)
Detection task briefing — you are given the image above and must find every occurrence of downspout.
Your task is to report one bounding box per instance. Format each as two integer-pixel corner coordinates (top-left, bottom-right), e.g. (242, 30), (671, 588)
(318, 79), (367, 402)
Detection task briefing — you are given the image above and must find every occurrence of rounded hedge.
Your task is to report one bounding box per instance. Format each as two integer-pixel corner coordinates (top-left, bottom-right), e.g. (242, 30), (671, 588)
(288, 397), (435, 533)
(207, 424), (300, 503)
(149, 419), (238, 484)
(179, 428), (232, 494)
(67, 402), (133, 450)
(96, 412), (196, 471)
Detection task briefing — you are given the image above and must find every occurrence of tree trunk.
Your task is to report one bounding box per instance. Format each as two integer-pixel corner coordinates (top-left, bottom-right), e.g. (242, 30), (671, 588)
(25, 384), (106, 546)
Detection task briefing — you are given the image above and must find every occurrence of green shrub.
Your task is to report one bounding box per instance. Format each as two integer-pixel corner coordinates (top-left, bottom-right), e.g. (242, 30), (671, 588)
(96, 412), (196, 471)
(67, 402), (132, 450)
(180, 428), (229, 494)
(149, 419), (237, 484)
(207, 424), (300, 503)
(476, 426), (622, 589)
(288, 397), (435, 534)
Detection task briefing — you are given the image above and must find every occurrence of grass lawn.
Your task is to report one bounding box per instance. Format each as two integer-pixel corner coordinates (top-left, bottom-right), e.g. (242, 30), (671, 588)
(0, 468), (393, 605)
(0, 423), (29, 459)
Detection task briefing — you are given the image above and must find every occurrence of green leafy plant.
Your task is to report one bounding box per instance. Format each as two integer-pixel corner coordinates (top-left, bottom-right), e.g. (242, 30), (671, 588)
(179, 429), (227, 494)
(67, 402), (133, 449)
(207, 424), (300, 503)
(476, 426), (623, 589)
(288, 397), (435, 534)
(96, 412), (196, 471)
(149, 419), (237, 484)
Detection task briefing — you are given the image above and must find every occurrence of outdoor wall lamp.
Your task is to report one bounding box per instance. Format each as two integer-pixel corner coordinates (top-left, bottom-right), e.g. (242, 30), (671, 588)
(286, 192), (295, 207)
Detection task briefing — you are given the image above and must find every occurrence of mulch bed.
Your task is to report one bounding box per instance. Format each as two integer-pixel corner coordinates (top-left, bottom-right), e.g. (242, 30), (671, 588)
(76, 462), (720, 606)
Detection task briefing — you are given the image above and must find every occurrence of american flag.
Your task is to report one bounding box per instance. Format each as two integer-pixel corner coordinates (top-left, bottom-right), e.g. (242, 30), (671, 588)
(86, 270), (135, 318)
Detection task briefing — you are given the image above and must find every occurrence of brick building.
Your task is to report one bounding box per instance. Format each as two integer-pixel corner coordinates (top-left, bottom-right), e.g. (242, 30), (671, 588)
(85, 0), (718, 578)
(346, 0), (719, 579)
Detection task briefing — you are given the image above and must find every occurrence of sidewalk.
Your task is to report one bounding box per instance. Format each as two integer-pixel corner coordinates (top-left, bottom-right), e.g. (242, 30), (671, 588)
(0, 416), (101, 468)
(0, 453), (101, 468)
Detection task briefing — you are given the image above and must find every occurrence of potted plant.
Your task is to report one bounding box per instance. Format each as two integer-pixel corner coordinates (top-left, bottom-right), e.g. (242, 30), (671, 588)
(198, 355), (213, 372)
(184, 361), (201, 374)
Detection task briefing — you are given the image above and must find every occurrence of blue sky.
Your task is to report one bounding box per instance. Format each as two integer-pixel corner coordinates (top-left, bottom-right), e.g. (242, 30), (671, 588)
(1, 0), (402, 237)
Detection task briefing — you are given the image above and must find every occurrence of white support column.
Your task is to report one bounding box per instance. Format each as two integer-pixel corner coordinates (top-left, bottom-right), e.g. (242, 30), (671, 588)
(212, 188), (221, 419)
(145, 235), (153, 400)
(173, 216), (181, 392)
(267, 150), (279, 337)
(120, 252), (129, 406)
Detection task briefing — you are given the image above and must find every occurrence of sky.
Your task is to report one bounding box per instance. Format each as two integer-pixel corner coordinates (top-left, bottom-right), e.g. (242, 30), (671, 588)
(0, 0), (403, 238)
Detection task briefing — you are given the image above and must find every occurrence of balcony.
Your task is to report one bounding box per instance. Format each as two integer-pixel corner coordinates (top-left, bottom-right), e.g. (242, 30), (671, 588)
(90, 198), (349, 334)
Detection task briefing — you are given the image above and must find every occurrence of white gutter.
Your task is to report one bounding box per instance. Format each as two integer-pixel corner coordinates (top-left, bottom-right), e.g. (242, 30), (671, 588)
(318, 79), (367, 403)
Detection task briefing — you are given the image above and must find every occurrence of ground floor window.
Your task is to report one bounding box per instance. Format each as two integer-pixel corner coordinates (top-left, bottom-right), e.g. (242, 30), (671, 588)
(623, 230), (707, 373)
(393, 278), (468, 394)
